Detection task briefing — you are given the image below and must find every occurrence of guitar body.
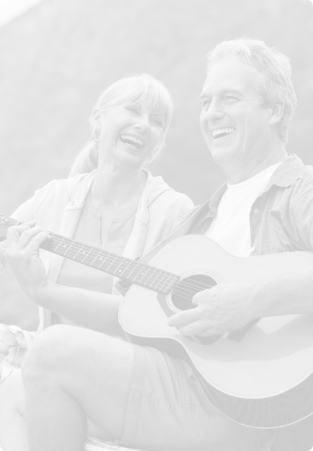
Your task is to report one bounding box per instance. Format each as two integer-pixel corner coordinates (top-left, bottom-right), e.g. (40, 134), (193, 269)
(119, 234), (313, 428)
(2, 215), (313, 428)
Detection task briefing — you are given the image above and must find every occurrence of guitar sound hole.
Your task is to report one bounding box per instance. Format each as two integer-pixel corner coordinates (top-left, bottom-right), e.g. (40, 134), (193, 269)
(171, 274), (217, 311)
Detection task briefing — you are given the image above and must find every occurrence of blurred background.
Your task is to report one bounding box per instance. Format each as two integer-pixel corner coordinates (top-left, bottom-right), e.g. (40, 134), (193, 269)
(0, 0), (313, 330)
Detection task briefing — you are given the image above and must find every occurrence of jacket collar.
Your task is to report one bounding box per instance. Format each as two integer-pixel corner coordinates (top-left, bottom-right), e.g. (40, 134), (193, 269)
(206, 153), (305, 218)
(262, 153), (304, 191)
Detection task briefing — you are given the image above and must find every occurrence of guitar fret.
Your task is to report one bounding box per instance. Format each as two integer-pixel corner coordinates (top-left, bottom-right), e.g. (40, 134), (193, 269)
(98, 253), (119, 272)
(134, 265), (156, 284)
(120, 260), (143, 281)
(151, 271), (168, 290)
(135, 265), (159, 286)
(49, 237), (78, 256)
(112, 259), (129, 276)
(91, 252), (112, 269)
(1, 217), (181, 295)
(73, 245), (90, 261)
(157, 273), (179, 293)
(80, 247), (94, 262)
(15, 224), (179, 294)
(146, 273), (165, 291)
(47, 237), (178, 293)
(88, 250), (120, 269)
(89, 252), (103, 267)
(61, 240), (76, 257)
(50, 236), (67, 253)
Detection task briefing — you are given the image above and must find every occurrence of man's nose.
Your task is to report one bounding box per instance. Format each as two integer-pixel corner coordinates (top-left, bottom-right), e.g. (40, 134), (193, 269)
(205, 99), (224, 121)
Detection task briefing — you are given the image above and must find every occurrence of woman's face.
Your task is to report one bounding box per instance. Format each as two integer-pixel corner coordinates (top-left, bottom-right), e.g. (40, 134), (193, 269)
(97, 100), (166, 170)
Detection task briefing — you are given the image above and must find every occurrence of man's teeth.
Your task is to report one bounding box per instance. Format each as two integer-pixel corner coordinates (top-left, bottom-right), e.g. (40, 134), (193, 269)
(120, 135), (143, 148)
(212, 128), (235, 139)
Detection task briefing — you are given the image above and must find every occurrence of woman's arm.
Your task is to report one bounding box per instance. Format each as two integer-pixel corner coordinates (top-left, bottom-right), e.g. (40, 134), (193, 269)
(5, 224), (122, 335)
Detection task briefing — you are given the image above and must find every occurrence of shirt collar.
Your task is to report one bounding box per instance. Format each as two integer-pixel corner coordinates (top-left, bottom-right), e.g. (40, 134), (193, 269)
(262, 153), (304, 191)
(203, 153), (304, 219)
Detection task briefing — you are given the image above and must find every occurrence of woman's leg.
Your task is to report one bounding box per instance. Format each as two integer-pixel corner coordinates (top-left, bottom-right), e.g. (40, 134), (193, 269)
(0, 374), (29, 451)
(22, 325), (135, 451)
(22, 324), (271, 451)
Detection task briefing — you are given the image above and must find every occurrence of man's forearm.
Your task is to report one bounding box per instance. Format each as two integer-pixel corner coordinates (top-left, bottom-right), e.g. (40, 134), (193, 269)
(255, 265), (313, 318)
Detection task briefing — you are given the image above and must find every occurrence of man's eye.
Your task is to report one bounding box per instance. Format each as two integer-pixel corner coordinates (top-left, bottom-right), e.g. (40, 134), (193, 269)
(202, 100), (211, 110)
(225, 96), (238, 102)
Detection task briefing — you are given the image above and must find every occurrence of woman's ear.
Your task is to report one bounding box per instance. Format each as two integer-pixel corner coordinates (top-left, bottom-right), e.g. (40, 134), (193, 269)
(90, 110), (101, 129)
(269, 102), (285, 125)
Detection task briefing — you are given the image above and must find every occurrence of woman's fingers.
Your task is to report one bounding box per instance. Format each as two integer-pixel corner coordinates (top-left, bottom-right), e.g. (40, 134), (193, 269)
(20, 228), (50, 249)
(7, 225), (49, 249)
(6, 224), (30, 245)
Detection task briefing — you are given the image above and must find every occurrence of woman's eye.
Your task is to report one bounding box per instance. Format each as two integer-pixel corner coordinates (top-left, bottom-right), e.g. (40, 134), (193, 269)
(125, 106), (139, 114)
(152, 118), (164, 127)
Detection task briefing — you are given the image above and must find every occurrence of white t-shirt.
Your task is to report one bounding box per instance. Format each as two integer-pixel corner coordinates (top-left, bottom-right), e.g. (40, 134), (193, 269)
(206, 164), (281, 257)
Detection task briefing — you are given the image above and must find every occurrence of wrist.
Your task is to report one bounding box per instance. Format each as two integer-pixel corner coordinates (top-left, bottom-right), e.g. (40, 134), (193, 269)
(33, 281), (57, 308)
(250, 276), (280, 318)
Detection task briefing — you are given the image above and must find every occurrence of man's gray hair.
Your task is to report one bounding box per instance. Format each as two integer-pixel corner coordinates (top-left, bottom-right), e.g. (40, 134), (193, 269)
(206, 38), (297, 144)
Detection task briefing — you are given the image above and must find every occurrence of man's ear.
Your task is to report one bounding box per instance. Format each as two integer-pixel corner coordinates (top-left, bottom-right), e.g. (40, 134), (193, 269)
(269, 102), (285, 125)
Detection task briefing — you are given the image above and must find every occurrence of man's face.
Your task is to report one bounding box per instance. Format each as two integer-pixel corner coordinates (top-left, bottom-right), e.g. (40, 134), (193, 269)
(200, 57), (274, 181)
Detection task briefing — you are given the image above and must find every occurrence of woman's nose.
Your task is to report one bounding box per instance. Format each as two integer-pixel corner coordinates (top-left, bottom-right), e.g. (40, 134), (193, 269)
(134, 114), (150, 132)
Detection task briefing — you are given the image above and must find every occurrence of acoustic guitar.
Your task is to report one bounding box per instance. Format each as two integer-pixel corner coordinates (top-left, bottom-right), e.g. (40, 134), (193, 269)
(1, 215), (313, 428)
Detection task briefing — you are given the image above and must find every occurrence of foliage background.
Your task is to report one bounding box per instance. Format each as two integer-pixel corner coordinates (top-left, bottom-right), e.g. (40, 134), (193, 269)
(1, 0), (313, 330)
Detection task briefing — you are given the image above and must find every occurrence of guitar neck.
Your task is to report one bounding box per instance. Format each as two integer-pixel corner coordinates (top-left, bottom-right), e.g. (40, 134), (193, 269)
(41, 231), (179, 294)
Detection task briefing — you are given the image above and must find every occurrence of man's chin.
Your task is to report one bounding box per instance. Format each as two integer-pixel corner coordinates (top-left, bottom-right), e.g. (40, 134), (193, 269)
(211, 147), (235, 166)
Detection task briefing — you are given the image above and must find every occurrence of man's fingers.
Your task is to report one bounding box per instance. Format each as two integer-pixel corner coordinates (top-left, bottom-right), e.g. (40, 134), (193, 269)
(178, 319), (212, 336)
(167, 306), (202, 327)
(192, 286), (217, 305)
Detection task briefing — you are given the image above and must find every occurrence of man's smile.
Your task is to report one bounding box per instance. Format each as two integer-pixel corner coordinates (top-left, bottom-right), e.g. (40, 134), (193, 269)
(211, 128), (236, 139)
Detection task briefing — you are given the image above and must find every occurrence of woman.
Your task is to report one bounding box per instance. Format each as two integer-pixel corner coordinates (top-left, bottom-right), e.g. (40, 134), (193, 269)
(0, 73), (194, 451)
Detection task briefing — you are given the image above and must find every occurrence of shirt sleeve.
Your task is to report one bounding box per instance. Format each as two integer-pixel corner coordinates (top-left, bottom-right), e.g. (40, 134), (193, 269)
(290, 178), (313, 252)
(0, 243), (5, 273)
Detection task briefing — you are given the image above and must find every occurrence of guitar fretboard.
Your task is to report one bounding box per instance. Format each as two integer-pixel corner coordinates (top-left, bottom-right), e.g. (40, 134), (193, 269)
(42, 232), (179, 294)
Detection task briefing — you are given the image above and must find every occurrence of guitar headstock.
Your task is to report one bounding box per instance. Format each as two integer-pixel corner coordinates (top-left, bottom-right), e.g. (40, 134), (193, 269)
(0, 215), (19, 242)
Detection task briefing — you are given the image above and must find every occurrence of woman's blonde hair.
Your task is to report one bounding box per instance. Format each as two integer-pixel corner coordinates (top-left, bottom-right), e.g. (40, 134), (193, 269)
(69, 73), (173, 177)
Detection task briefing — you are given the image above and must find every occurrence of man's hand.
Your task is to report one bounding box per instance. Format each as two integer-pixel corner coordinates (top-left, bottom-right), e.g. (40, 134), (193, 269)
(167, 282), (261, 337)
(5, 224), (52, 303)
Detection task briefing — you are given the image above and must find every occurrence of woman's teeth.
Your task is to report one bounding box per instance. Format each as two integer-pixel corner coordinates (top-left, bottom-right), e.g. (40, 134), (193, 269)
(120, 135), (143, 149)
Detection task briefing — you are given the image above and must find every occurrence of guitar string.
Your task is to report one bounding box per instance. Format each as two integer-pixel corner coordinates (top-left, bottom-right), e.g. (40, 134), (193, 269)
(45, 237), (213, 296)
(47, 239), (215, 300)
(45, 233), (216, 298)
(4, 221), (216, 299)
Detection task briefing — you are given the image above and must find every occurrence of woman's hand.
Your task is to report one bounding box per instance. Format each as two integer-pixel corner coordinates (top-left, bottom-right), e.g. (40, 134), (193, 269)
(5, 224), (52, 304)
(167, 282), (261, 337)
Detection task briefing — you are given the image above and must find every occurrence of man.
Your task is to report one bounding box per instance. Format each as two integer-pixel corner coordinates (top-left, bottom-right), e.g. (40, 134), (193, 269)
(6, 38), (313, 451)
